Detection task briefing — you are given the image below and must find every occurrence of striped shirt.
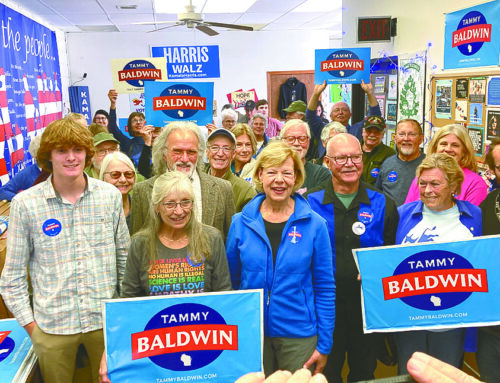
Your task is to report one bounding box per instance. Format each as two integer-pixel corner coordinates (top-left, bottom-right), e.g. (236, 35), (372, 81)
(0, 176), (130, 334)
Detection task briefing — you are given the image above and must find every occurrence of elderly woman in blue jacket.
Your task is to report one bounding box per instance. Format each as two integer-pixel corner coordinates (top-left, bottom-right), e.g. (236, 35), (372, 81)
(226, 140), (335, 376)
(395, 153), (482, 375)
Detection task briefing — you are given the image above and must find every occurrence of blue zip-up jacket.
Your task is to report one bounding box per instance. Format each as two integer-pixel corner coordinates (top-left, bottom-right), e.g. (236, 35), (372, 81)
(0, 163), (41, 201)
(226, 193), (335, 355)
(396, 200), (482, 244)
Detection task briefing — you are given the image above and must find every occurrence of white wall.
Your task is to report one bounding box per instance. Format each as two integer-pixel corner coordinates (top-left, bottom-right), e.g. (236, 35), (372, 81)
(66, 29), (330, 121)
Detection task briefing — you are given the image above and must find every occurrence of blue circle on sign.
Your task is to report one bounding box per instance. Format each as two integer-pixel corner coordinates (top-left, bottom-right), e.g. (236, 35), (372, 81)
(370, 168), (380, 178)
(42, 219), (62, 236)
(144, 303), (227, 371)
(456, 11), (488, 56)
(388, 171), (398, 182)
(0, 336), (14, 362)
(393, 250), (474, 311)
(325, 49), (360, 78)
(358, 208), (373, 224)
(160, 84), (201, 120)
(121, 59), (157, 87)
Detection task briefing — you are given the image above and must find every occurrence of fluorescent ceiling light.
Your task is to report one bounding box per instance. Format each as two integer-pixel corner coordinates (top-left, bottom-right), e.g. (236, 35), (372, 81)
(154, 0), (256, 14)
(292, 0), (342, 13)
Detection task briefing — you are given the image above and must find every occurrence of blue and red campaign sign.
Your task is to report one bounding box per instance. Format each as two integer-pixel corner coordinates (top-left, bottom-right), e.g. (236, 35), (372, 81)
(104, 290), (262, 382)
(314, 48), (371, 85)
(444, 1), (500, 69)
(144, 81), (214, 126)
(0, 318), (36, 382)
(151, 45), (220, 80)
(353, 236), (500, 333)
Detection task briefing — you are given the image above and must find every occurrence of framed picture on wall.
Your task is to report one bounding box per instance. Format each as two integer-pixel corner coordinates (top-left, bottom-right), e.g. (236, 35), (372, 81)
(385, 125), (396, 148)
(386, 100), (397, 122)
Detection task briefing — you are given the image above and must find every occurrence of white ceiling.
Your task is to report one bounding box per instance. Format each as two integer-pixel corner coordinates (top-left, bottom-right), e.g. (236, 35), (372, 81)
(12, 0), (343, 37)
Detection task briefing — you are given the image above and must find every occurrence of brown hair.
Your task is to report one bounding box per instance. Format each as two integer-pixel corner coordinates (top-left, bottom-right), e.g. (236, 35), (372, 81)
(127, 112), (145, 137)
(37, 118), (95, 172)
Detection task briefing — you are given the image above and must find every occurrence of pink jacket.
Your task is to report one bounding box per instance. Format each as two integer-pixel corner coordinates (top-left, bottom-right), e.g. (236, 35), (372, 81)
(404, 167), (488, 206)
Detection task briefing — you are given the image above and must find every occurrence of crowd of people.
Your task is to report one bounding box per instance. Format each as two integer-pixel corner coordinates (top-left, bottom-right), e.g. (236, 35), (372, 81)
(0, 83), (499, 383)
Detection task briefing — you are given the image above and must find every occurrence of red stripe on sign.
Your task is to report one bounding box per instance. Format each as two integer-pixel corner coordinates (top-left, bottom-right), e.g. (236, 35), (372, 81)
(321, 59), (364, 72)
(118, 69), (162, 81)
(153, 96), (206, 111)
(452, 24), (491, 47)
(131, 324), (238, 360)
(0, 330), (11, 345)
(382, 268), (488, 300)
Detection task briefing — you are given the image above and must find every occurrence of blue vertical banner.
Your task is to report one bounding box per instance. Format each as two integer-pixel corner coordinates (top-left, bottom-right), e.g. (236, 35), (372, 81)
(353, 236), (500, 333)
(0, 3), (62, 185)
(144, 81), (214, 126)
(151, 45), (220, 79)
(444, 1), (500, 69)
(104, 290), (263, 382)
(68, 86), (91, 125)
(315, 48), (371, 84)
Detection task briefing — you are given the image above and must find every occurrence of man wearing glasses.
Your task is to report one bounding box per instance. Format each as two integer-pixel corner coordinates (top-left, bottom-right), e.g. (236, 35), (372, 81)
(130, 122), (235, 239)
(376, 119), (425, 206)
(279, 119), (331, 194)
(306, 133), (398, 383)
(305, 80), (381, 159)
(360, 115), (396, 185)
(84, 132), (120, 178)
(204, 128), (256, 212)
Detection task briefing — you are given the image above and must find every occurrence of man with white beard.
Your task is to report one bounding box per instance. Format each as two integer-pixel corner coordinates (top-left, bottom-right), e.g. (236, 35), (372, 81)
(129, 121), (235, 238)
(376, 119), (425, 206)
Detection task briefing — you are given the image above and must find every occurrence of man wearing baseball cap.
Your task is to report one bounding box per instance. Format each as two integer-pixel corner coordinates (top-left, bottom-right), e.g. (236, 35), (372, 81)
(361, 115), (395, 185)
(205, 128), (256, 212)
(84, 132), (120, 179)
(238, 100), (257, 124)
(283, 100), (307, 121)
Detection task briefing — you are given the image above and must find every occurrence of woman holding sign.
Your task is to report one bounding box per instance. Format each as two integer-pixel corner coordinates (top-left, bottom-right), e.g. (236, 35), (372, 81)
(99, 171), (231, 382)
(121, 170), (232, 297)
(405, 124), (488, 206)
(395, 153), (482, 374)
(226, 141), (335, 376)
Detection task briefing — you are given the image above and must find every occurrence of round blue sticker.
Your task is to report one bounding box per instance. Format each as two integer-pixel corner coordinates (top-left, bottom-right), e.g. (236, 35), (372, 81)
(388, 171), (398, 182)
(358, 208), (374, 224)
(287, 226), (302, 244)
(42, 219), (62, 237)
(370, 168), (380, 178)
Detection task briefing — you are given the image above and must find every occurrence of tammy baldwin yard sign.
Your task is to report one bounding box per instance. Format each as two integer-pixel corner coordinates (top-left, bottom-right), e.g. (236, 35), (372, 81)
(104, 290), (262, 383)
(353, 235), (500, 333)
(111, 57), (168, 94)
(144, 81), (214, 126)
(314, 48), (371, 85)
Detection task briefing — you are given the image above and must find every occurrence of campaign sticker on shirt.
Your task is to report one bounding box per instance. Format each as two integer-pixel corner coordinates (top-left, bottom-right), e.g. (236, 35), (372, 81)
(287, 225), (302, 244)
(358, 208), (374, 224)
(388, 171), (398, 182)
(186, 254), (205, 268)
(352, 222), (366, 236)
(42, 219), (62, 237)
(370, 168), (380, 178)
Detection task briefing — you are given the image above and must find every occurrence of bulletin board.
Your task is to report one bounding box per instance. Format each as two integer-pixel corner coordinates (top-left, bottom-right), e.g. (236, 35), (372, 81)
(430, 70), (500, 161)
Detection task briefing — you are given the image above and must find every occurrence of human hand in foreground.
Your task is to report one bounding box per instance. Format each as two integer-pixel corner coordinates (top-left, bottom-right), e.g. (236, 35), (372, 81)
(98, 352), (110, 383)
(235, 368), (327, 383)
(407, 352), (482, 383)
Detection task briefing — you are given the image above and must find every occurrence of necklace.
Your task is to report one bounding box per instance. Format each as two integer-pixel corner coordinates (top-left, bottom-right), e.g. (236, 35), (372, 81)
(159, 234), (188, 242)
